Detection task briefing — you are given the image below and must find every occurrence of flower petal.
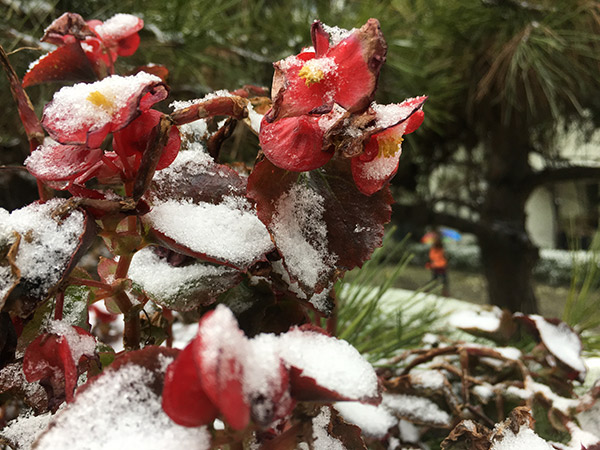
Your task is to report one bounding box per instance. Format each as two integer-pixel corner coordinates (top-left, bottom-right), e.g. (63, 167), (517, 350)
(193, 306), (250, 430)
(351, 124), (405, 196)
(259, 115), (332, 172)
(112, 109), (181, 172)
(42, 73), (168, 148)
(25, 142), (103, 187)
(327, 19), (386, 113)
(162, 342), (219, 427)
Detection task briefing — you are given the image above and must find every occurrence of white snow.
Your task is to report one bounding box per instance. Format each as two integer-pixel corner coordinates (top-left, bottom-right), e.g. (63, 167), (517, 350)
(0, 199), (85, 299)
(128, 246), (238, 306)
(146, 197), (273, 268)
(311, 407), (346, 450)
(383, 393), (451, 427)
(1, 410), (55, 450)
(94, 14), (141, 40)
(449, 307), (502, 333)
(490, 424), (553, 450)
(33, 362), (211, 449)
(321, 24), (356, 46)
(527, 315), (586, 375)
(333, 402), (397, 438)
(270, 182), (337, 289)
(276, 327), (379, 400)
(47, 320), (96, 363)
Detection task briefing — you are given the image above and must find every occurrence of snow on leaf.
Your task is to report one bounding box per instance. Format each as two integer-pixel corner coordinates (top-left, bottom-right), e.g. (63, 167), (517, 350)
(0, 199), (94, 315)
(145, 197), (272, 270)
(247, 158), (393, 300)
(34, 347), (211, 450)
(334, 401), (397, 438)
(128, 247), (242, 311)
(144, 149), (272, 270)
(383, 393), (452, 428)
(517, 314), (586, 380)
(275, 327), (380, 403)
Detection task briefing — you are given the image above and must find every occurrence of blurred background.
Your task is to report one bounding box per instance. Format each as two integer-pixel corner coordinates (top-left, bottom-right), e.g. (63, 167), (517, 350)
(2, 0), (600, 315)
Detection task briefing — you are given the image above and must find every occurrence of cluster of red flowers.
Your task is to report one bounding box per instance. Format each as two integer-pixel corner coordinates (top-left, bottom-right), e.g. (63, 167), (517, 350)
(259, 20), (425, 195)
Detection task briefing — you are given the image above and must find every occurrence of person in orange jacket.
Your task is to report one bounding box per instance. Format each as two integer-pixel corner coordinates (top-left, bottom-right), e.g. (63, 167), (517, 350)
(425, 231), (449, 296)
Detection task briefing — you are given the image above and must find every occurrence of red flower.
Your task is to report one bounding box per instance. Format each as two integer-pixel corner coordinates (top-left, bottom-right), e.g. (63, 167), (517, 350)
(259, 19), (426, 195)
(42, 72), (168, 148)
(23, 13), (144, 87)
(266, 20), (386, 122)
(23, 325), (96, 403)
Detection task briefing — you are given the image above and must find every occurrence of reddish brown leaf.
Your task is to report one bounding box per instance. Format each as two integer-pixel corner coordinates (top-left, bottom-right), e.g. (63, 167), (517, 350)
(247, 157), (393, 295)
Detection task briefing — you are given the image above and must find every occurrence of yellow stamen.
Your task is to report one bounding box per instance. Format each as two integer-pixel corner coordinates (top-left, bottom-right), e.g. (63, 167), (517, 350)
(298, 64), (325, 87)
(377, 135), (403, 158)
(87, 90), (114, 111)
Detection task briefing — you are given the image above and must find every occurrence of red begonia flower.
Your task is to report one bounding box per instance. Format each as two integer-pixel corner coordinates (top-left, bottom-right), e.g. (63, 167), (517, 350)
(113, 109), (181, 175)
(23, 325), (96, 403)
(24, 13), (144, 87)
(42, 72), (168, 148)
(268, 19), (386, 122)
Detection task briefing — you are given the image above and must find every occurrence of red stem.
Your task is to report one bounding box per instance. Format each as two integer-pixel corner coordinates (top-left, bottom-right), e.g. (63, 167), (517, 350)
(69, 277), (112, 291)
(54, 290), (65, 321)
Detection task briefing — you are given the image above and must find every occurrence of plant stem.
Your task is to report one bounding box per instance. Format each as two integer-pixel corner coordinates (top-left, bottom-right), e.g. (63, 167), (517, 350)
(54, 290), (65, 321)
(69, 277), (112, 291)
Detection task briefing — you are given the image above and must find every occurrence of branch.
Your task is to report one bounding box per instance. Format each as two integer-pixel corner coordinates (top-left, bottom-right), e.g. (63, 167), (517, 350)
(392, 202), (487, 237)
(523, 165), (600, 195)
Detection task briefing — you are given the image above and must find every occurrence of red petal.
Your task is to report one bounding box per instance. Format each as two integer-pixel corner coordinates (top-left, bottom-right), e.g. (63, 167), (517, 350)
(91, 15), (144, 43)
(113, 109), (181, 171)
(25, 143), (103, 186)
(22, 42), (96, 88)
(311, 21), (330, 58)
(351, 126), (403, 196)
(259, 116), (332, 172)
(405, 109), (424, 134)
(116, 33), (141, 57)
(162, 342), (218, 427)
(328, 34), (375, 112)
(193, 307), (250, 431)
(272, 54), (333, 119)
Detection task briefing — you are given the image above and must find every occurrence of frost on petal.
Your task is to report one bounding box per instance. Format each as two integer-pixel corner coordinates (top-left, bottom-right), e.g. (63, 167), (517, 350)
(128, 247), (242, 311)
(25, 142), (103, 188)
(194, 306), (250, 430)
(34, 347), (211, 450)
(278, 328), (379, 403)
(42, 72), (167, 148)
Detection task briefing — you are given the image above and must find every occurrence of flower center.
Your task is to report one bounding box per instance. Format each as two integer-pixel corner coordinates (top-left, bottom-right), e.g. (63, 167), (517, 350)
(377, 135), (403, 158)
(87, 90), (115, 111)
(298, 63), (325, 87)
